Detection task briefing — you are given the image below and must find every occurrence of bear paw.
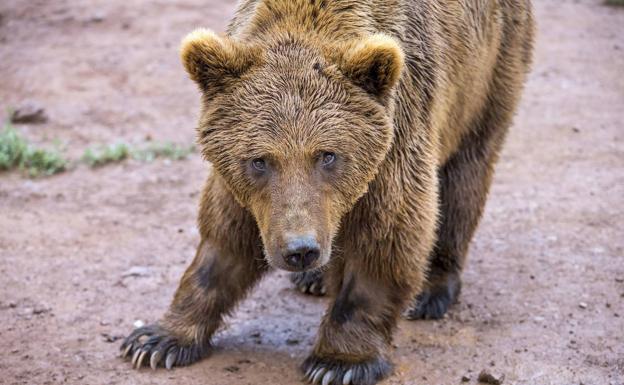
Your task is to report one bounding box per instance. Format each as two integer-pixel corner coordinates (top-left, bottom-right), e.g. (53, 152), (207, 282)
(120, 324), (208, 370)
(405, 273), (461, 320)
(290, 270), (326, 296)
(301, 354), (392, 385)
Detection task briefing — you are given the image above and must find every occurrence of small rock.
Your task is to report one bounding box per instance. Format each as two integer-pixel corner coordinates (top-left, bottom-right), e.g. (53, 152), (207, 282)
(101, 333), (122, 343)
(89, 12), (106, 23)
(571, 126), (580, 133)
(8, 301), (17, 308)
(478, 369), (505, 384)
(133, 319), (145, 328)
(10, 102), (48, 124)
(615, 277), (623, 283)
(122, 266), (150, 278)
(250, 331), (261, 338)
(461, 374), (471, 382)
(32, 306), (50, 315)
(224, 365), (240, 373)
(578, 302), (588, 309)
(100, 320), (110, 326)
(286, 338), (299, 346)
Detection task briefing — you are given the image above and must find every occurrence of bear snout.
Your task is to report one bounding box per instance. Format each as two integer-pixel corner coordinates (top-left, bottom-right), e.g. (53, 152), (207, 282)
(281, 233), (321, 271)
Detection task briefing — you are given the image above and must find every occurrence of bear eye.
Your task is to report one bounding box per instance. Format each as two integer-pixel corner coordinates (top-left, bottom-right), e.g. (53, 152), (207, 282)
(251, 158), (266, 172)
(321, 152), (336, 167)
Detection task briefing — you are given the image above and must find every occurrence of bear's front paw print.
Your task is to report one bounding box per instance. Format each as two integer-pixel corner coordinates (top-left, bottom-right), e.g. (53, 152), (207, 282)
(120, 324), (208, 370)
(301, 354), (392, 385)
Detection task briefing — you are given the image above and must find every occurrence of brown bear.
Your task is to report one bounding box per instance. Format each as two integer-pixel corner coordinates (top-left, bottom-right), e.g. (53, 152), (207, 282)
(120, 1), (534, 384)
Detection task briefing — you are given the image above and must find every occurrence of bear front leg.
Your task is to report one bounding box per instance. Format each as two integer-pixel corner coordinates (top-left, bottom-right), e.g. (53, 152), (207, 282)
(302, 265), (411, 385)
(120, 238), (267, 370)
(407, 103), (511, 320)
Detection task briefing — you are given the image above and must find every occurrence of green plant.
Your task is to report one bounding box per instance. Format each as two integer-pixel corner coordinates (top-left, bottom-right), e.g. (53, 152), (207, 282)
(82, 143), (130, 167)
(82, 141), (194, 167)
(21, 147), (67, 177)
(132, 142), (195, 162)
(0, 124), (28, 169)
(0, 123), (67, 176)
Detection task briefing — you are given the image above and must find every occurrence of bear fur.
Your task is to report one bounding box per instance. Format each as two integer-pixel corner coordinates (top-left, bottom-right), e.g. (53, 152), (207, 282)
(121, 1), (534, 384)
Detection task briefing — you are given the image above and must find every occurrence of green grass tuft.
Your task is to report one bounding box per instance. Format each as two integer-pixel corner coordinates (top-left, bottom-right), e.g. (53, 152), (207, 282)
(0, 124), (28, 170)
(83, 141), (194, 167)
(82, 143), (130, 167)
(0, 123), (67, 176)
(21, 147), (67, 177)
(132, 142), (195, 162)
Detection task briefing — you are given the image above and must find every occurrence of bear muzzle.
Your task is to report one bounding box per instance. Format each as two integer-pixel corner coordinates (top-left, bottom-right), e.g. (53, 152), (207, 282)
(281, 233), (321, 270)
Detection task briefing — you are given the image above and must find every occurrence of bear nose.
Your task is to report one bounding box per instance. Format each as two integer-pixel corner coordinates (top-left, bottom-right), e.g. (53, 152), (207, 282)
(282, 235), (320, 270)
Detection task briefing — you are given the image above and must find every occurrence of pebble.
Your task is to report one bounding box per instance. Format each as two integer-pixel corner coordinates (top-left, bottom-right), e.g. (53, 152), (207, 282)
(478, 369), (505, 384)
(32, 307), (50, 315)
(578, 302), (588, 309)
(122, 266), (150, 278)
(133, 319), (145, 328)
(89, 12), (106, 23)
(10, 101), (48, 124)
(100, 333), (122, 343)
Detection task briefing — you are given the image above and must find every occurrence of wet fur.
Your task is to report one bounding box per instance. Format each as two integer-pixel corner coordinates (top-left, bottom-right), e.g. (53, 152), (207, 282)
(121, 0), (534, 383)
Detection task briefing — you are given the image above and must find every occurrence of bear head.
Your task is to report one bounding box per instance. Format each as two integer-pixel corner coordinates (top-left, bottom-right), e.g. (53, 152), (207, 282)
(181, 28), (404, 272)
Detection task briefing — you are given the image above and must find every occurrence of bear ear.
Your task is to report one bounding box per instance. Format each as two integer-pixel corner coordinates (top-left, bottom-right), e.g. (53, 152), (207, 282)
(180, 28), (260, 93)
(337, 34), (405, 103)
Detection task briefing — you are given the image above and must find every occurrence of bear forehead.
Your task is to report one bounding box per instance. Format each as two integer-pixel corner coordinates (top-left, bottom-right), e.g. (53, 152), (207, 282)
(204, 88), (383, 160)
(218, 69), (358, 140)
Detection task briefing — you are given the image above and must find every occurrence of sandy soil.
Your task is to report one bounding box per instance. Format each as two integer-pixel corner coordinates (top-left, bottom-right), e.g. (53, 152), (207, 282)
(0, 1), (623, 384)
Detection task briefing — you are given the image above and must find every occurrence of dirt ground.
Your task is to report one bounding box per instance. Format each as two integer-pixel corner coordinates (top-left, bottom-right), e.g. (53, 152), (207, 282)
(0, 0), (623, 384)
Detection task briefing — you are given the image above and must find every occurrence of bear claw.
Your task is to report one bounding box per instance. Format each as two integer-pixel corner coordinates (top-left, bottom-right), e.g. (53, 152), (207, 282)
(301, 355), (392, 385)
(290, 270), (326, 296)
(149, 350), (162, 370)
(119, 324), (208, 370)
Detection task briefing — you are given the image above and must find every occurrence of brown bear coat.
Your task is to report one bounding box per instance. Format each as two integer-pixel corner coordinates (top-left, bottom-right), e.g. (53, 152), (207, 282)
(121, 1), (534, 384)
